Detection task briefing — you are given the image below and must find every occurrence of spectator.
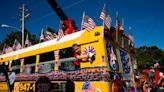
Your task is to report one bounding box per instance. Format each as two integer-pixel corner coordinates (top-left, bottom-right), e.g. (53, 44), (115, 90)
(140, 81), (150, 92)
(157, 77), (164, 92)
(61, 19), (79, 35)
(149, 68), (155, 82)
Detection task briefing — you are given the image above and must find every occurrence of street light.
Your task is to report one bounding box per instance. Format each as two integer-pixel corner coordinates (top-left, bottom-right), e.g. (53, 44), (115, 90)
(1, 4), (29, 49)
(1, 24), (24, 48)
(1, 24), (20, 31)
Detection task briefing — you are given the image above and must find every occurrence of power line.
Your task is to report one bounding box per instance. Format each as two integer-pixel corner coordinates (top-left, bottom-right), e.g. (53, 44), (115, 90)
(63, 0), (84, 10)
(27, 0), (84, 25)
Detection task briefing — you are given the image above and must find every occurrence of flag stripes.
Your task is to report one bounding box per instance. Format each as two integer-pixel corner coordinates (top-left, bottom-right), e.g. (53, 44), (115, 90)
(82, 14), (96, 32)
(57, 29), (64, 41)
(40, 29), (44, 41)
(104, 15), (112, 29)
(99, 4), (112, 29)
(12, 39), (22, 50)
(54, 50), (60, 60)
(100, 4), (107, 20)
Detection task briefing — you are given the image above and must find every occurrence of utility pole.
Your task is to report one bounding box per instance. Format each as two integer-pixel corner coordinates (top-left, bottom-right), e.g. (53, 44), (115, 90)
(0, 63), (11, 92)
(20, 4), (30, 48)
(21, 4), (25, 48)
(19, 4), (30, 73)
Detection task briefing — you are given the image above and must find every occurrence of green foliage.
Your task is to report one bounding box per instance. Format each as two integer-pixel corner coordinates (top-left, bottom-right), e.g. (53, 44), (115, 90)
(136, 46), (164, 72)
(24, 28), (39, 44)
(0, 28), (39, 50)
(46, 26), (57, 34)
(0, 27), (56, 50)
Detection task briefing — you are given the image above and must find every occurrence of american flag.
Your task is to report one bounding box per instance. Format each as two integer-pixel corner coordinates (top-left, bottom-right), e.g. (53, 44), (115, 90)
(5, 46), (13, 53)
(82, 14), (96, 32)
(25, 34), (31, 47)
(100, 4), (107, 20)
(12, 39), (22, 50)
(100, 4), (112, 29)
(54, 50), (60, 61)
(57, 29), (64, 41)
(2, 44), (6, 54)
(104, 15), (112, 29)
(45, 31), (54, 40)
(40, 29), (44, 41)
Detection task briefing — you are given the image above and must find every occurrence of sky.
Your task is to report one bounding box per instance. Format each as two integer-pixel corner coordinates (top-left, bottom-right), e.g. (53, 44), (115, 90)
(0, 0), (164, 49)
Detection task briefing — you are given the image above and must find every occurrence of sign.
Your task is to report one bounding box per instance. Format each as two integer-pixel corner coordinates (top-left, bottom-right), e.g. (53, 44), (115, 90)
(119, 49), (131, 74)
(9, 72), (16, 85)
(106, 42), (119, 71)
(119, 49), (132, 80)
(35, 76), (52, 92)
(0, 83), (8, 91)
(14, 82), (35, 92)
(131, 56), (139, 77)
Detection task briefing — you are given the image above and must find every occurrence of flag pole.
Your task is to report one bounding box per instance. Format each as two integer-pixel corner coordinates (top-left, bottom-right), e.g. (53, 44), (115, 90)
(102, 4), (106, 38)
(102, 4), (105, 27)
(58, 20), (62, 38)
(39, 28), (44, 43)
(3, 43), (6, 53)
(81, 11), (85, 31)
(35, 28), (44, 73)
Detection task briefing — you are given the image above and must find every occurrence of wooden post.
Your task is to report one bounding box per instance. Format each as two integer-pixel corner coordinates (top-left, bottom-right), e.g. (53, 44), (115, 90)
(115, 12), (119, 43)
(20, 59), (24, 73)
(8, 60), (12, 71)
(116, 27), (118, 43)
(54, 50), (60, 71)
(54, 59), (59, 71)
(122, 36), (124, 48)
(35, 55), (40, 72)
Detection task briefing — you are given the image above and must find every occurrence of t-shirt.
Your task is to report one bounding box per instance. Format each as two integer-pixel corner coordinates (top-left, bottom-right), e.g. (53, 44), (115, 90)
(65, 26), (74, 34)
(155, 69), (160, 85)
(73, 52), (80, 66)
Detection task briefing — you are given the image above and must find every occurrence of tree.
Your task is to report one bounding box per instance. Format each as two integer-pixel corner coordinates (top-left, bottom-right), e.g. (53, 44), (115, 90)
(46, 26), (57, 34)
(24, 28), (39, 44)
(136, 46), (164, 72)
(0, 28), (39, 50)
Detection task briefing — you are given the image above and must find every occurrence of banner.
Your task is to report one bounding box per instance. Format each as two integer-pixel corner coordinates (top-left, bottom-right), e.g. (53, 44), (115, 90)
(9, 72), (16, 85)
(106, 42), (119, 71)
(119, 49), (132, 80)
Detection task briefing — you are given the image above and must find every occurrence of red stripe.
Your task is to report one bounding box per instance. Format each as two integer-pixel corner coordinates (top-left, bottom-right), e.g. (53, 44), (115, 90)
(100, 12), (105, 20)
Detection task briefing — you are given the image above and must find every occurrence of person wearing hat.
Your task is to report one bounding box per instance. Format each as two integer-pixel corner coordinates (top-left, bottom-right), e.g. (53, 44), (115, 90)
(72, 44), (95, 69)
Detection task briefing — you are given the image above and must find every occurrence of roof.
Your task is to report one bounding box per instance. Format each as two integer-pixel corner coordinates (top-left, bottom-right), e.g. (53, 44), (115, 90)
(0, 30), (85, 61)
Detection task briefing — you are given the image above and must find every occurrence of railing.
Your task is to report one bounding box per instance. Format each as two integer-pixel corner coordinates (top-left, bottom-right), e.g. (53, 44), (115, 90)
(11, 57), (78, 71)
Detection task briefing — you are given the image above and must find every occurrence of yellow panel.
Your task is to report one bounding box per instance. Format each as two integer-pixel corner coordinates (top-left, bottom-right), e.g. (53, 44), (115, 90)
(80, 39), (108, 68)
(116, 48), (123, 73)
(35, 55), (40, 72)
(14, 81), (35, 92)
(74, 81), (111, 92)
(20, 59), (24, 73)
(0, 26), (104, 63)
(0, 82), (8, 91)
